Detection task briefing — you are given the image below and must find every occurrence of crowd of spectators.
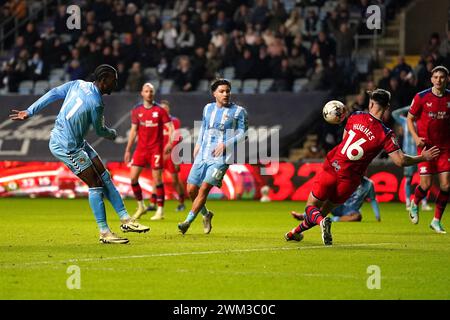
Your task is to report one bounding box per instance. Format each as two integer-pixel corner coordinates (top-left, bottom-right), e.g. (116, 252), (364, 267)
(1, 0), (388, 93)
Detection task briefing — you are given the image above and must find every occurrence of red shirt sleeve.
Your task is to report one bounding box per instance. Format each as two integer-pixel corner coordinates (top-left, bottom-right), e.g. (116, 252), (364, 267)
(131, 109), (139, 125)
(383, 131), (400, 154)
(408, 94), (422, 117)
(160, 108), (171, 124)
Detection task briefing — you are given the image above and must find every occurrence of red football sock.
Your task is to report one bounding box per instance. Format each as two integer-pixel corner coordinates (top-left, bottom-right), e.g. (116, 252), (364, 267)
(306, 205), (324, 225)
(156, 184), (164, 207)
(434, 190), (449, 220)
(413, 186), (428, 206)
(131, 183), (143, 201)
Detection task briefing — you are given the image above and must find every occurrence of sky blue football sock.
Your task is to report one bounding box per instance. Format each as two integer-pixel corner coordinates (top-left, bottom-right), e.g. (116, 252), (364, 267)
(88, 187), (109, 233)
(101, 170), (130, 221)
(331, 216), (340, 222)
(186, 210), (198, 223)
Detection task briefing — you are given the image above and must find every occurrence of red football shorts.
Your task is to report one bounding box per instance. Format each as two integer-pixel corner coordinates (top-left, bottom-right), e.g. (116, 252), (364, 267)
(131, 148), (163, 169)
(163, 156), (179, 174)
(311, 166), (361, 205)
(417, 147), (450, 175)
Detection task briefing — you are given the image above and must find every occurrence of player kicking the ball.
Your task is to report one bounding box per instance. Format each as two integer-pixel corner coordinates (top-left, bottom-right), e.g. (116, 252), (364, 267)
(10, 64), (150, 244)
(285, 89), (440, 245)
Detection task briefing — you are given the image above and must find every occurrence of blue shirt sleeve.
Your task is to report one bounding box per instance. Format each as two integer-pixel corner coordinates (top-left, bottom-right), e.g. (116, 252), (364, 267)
(391, 105), (409, 125)
(26, 81), (74, 116)
(196, 106), (207, 146)
(90, 104), (117, 140)
(225, 107), (248, 148)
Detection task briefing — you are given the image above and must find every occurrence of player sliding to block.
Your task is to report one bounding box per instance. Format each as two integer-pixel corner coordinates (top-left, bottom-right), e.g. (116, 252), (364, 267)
(285, 89), (440, 245)
(9, 64), (150, 244)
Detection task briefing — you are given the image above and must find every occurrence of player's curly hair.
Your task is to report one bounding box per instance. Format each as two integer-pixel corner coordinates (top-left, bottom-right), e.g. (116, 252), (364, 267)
(94, 64), (117, 81)
(210, 78), (231, 93)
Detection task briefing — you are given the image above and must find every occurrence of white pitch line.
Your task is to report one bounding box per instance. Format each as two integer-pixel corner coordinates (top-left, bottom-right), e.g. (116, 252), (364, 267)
(0, 243), (396, 268)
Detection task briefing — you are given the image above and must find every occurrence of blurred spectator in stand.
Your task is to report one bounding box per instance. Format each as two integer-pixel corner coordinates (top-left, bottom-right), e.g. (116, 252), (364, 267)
(233, 4), (252, 32)
(272, 58), (293, 91)
(303, 59), (325, 91)
(422, 32), (442, 59)
(267, 0), (287, 32)
(391, 56), (412, 79)
(23, 23), (40, 51)
(192, 46), (207, 80)
(126, 62), (145, 92)
(255, 45), (271, 79)
(303, 9), (320, 41)
(66, 48), (84, 80)
(173, 56), (197, 92)
(157, 21), (178, 58)
(235, 48), (257, 80)
(288, 47), (308, 79)
(116, 62), (128, 92)
(214, 10), (232, 33)
(204, 44), (222, 80)
(195, 23), (212, 49)
(284, 9), (303, 39)
(350, 92), (367, 112)
(417, 58), (434, 91)
(377, 67), (391, 91)
(177, 23), (195, 55)
(251, 0), (270, 29)
(28, 52), (46, 81)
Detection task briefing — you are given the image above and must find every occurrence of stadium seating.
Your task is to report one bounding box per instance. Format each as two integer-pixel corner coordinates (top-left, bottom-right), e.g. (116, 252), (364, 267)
(230, 79), (242, 94)
(292, 78), (309, 93)
(160, 79), (173, 94)
(33, 80), (50, 94)
(258, 78), (274, 94)
(18, 81), (34, 94)
(144, 67), (158, 80)
(223, 67), (235, 80)
(242, 79), (258, 94)
(196, 79), (209, 93)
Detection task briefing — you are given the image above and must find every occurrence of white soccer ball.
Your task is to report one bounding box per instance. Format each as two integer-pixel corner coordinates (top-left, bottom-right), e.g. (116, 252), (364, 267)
(322, 100), (347, 124)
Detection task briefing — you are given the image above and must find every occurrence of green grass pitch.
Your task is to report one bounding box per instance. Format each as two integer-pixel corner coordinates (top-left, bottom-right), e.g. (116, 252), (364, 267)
(0, 198), (449, 300)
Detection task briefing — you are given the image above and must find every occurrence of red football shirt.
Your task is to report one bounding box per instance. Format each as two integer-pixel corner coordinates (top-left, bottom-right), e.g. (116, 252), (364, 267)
(131, 103), (171, 150)
(409, 88), (450, 149)
(163, 115), (181, 147)
(325, 111), (400, 178)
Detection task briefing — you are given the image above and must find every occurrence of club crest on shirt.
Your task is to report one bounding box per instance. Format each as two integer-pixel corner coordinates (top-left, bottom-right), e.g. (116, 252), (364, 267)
(138, 113), (143, 117)
(426, 102), (432, 107)
(152, 112), (159, 118)
(420, 166), (427, 174)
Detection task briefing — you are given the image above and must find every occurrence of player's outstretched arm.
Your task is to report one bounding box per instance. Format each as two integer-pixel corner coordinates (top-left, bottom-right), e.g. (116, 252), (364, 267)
(391, 106), (409, 124)
(389, 146), (440, 167)
(9, 82), (73, 121)
(9, 109), (30, 121)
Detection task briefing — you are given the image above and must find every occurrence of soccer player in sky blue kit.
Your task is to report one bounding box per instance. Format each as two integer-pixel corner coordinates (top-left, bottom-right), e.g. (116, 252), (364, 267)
(391, 106), (431, 211)
(178, 79), (248, 235)
(9, 64), (150, 244)
(291, 176), (381, 222)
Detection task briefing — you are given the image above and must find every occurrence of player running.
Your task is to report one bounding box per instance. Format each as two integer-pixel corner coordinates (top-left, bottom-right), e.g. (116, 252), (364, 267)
(407, 66), (450, 233)
(178, 79), (248, 235)
(291, 176), (381, 222)
(391, 106), (432, 211)
(9, 64), (150, 244)
(160, 100), (186, 212)
(285, 89), (440, 245)
(124, 83), (174, 221)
